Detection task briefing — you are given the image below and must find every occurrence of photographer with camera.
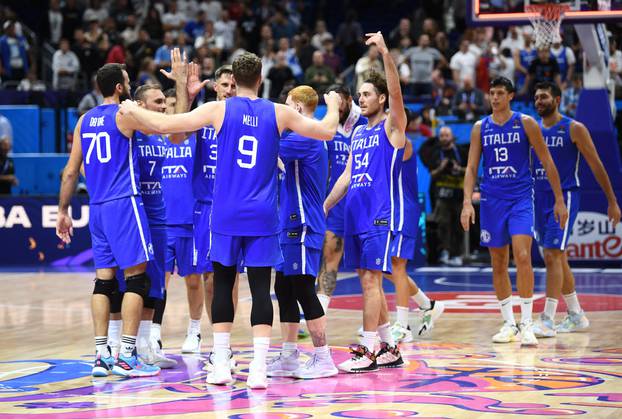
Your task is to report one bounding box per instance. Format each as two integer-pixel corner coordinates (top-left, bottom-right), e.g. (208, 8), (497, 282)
(420, 126), (468, 265)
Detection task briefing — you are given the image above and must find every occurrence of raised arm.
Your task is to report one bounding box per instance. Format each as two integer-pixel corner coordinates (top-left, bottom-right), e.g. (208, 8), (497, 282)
(276, 91), (340, 140)
(324, 153), (352, 214)
(56, 115), (85, 244)
(461, 121), (482, 231)
(523, 115), (568, 228)
(571, 121), (621, 227)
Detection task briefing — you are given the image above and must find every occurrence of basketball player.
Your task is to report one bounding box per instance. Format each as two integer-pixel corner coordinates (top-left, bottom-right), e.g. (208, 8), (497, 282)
(324, 32), (406, 373)
(269, 85), (338, 379)
(461, 76), (568, 347)
(531, 81), (620, 337)
(56, 63), (160, 377)
(316, 84), (367, 315)
(119, 52), (341, 389)
(387, 138), (445, 342)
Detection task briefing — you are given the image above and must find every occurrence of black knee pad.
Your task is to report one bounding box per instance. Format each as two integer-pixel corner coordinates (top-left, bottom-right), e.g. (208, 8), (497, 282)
(274, 272), (299, 323)
(143, 296), (158, 309)
(294, 274), (325, 321)
(211, 262), (237, 324)
(125, 272), (151, 300)
(110, 291), (123, 314)
(248, 267), (274, 326)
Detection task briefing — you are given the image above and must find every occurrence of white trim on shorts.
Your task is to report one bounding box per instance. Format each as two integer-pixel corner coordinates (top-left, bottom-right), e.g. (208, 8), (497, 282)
(389, 148), (398, 231)
(560, 190), (571, 251)
(130, 195), (150, 261)
(396, 233), (404, 258)
(301, 225), (308, 275)
(382, 231), (392, 272)
(294, 160), (306, 224)
(128, 136), (138, 195)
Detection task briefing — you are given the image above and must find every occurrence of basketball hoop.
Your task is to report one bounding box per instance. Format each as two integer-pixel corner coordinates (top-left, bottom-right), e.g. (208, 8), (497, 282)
(525, 3), (571, 48)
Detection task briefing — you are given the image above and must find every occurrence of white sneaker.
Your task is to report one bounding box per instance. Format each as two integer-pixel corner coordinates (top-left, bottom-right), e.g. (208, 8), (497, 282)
(337, 345), (378, 373)
(390, 322), (413, 343)
(247, 361), (268, 389)
(376, 342), (405, 369)
(206, 350), (234, 385)
(492, 323), (520, 343)
(556, 311), (590, 333)
(266, 350), (299, 377)
(520, 322), (538, 347)
(532, 314), (556, 338)
(181, 333), (201, 354)
(148, 339), (177, 369)
(207, 350), (237, 372)
(293, 353), (338, 379)
(417, 300), (445, 336)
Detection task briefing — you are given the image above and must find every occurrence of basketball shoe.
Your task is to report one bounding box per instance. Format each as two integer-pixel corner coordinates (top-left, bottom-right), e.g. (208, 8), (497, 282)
(376, 342), (405, 368)
(532, 313), (556, 338)
(247, 360), (268, 389)
(519, 321), (538, 346)
(206, 349), (235, 385)
(266, 350), (300, 377)
(338, 345), (378, 373)
(92, 350), (115, 377)
(390, 322), (413, 343)
(181, 332), (201, 353)
(207, 350), (237, 371)
(556, 311), (589, 333)
(293, 353), (338, 379)
(417, 300), (445, 336)
(112, 349), (161, 377)
(492, 322), (520, 343)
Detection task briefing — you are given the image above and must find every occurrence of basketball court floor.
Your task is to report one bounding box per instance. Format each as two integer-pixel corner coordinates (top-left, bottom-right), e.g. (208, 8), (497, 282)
(1, 267), (621, 418)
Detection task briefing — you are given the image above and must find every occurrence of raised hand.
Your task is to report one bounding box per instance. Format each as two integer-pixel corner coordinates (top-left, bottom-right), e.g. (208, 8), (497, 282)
(324, 90), (342, 109)
(187, 61), (211, 99)
(365, 31), (388, 54)
(160, 47), (188, 84)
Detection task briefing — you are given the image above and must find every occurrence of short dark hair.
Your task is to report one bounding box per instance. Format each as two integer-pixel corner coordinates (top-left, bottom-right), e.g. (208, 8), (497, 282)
(163, 88), (176, 98)
(215, 64), (233, 81)
(326, 83), (351, 98)
(489, 76), (515, 93)
(96, 63), (126, 97)
(534, 81), (561, 98)
(363, 71), (389, 108)
(232, 52), (262, 88)
(134, 83), (161, 102)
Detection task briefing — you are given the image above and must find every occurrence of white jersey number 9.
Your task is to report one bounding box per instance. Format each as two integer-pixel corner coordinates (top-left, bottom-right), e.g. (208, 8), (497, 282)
(237, 135), (258, 169)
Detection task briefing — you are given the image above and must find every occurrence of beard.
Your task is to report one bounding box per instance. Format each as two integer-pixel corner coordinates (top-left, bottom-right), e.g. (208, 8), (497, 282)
(119, 87), (131, 102)
(537, 104), (555, 117)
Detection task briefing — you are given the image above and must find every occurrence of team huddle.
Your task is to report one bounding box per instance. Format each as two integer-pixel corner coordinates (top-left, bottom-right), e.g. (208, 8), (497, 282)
(56, 31), (620, 390)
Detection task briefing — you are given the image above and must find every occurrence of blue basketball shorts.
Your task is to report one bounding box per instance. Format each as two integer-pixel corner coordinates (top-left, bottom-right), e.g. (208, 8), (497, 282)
(210, 232), (283, 268)
(276, 227), (323, 277)
(390, 232), (417, 260)
(326, 202), (345, 238)
(534, 189), (580, 250)
(118, 223), (165, 300)
(89, 195), (154, 270)
(344, 230), (393, 273)
(193, 200), (213, 273)
(166, 224), (199, 277)
(479, 193), (534, 248)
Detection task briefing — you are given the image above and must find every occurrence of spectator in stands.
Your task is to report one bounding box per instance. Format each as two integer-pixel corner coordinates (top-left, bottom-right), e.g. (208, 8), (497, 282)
(214, 10), (237, 53)
(129, 30), (159, 71)
(355, 44), (383, 91)
(72, 29), (97, 81)
(452, 75), (485, 121)
(430, 69), (455, 116)
(111, 0), (134, 30)
(176, 33), (193, 59)
(270, 8), (297, 40)
(143, 5), (164, 41)
(295, 33), (316, 72)
(105, 36), (126, 65)
(523, 47), (561, 97)
(162, 1), (186, 39)
(178, 0), (200, 21)
(551, 39), (576, 87)
(0, 114), (13, 144)
(561, 74), (582, 117)
(322, 37), (342, 75)
(47, 0), (63, 46)
(513, 27), (536, 95)
(610, 38), (622, 97)
(52, 38), (80, 90)
(489, 43), (515, 84)
(0, 20), (30, 85)
(17, 70), (46, 91)
(311, 20), (332, 51)
(390, 48), (411, 88)
(78, 76), (103, 115)
(267, 50), (294, 100)
(121, 14), (139, 46)
(404, 34), (445, 96)
(155, 32), (175, 69)
(61, 0), (83, 41)
(304, 50), (335, 95)
(84, 18), (103, 43)
(389, 18), (415, 49)
(201, 0), (223, 24)
(83, 0), (108, 24)
(450, 39), (477, 89)
(0, 135), (17, 195)
(194, 20), (222, 57)
(137, 57), (161, 87)
(184, 10), (206, 40)
(278, 37), (303, 80)
(238, 4), (260, 53)
(419, 126), (467, 266)
(336, 9), (364, 66)
(500, 26), (524, 54)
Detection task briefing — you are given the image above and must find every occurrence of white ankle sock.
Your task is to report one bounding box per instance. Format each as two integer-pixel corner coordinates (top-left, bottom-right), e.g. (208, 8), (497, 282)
(543, 297), (558, 319)
(520, 297), (533, 324)
(188, 319), (201, 335)
(282, 341), (297, 357)
(499, 296), (516, 325)
(396, 306), (409, 326)
(361, 331), (377, 352)
(120, 335), (137, 357)
(95, 336), (110, 357)
(413, 290), (431, 310)
(563, 291), (582, 313)
(137, 320), (151, 350)
(253, 337), (270, 366)
(317, 294), (330, 315)
(314, 345), (330, 358)
(378, 322), (395, 346)
(107, 320), (121, 345)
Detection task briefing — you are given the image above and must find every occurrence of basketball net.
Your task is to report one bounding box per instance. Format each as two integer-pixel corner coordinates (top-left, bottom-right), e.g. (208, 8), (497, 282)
(525, 3), (570, 48)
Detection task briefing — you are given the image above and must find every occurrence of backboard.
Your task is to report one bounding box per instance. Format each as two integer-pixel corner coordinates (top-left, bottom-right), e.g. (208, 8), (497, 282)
(467, 0), (622, 25)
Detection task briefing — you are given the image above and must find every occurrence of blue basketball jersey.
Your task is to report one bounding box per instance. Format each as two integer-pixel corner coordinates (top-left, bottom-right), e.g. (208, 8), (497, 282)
(278, 130), (328, 234)
(162, 135), (196, 225)
(553, 47), (568, 81)
(394, 151), (420, 237)
(516, 49), (537, 90)
(480, 112), (533, 200)
(533, 115), (579, 192)
(80, 104), (140, 204)
(211, 97), (280, 236)
(135, 132), (167, 224)
(193, 125), (217, 203)
(345, 119), (401, 235)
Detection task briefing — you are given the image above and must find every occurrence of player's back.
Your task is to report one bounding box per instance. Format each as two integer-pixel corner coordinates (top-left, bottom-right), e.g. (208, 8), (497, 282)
(279, 130), (328, 234)
(345, 119), (401, 236)
(394, 150), (420, 237)
(480, 112), (533, 200)
(80, 104), (139, 204)
(211, 96), (280, 236)
(163, 134), (196, 225)
(533, 115), (579, 192)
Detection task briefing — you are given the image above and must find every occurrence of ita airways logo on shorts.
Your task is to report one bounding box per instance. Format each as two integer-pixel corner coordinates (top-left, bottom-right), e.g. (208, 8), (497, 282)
(480, 230), (491, 244)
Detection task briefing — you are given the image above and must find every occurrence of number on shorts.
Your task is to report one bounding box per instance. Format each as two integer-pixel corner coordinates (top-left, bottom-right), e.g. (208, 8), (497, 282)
(237, 135), (258, 169)
(84, 132), (112, 164)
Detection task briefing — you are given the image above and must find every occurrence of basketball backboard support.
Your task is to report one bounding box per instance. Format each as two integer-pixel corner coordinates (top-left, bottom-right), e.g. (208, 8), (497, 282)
(467, 0), (622, 26)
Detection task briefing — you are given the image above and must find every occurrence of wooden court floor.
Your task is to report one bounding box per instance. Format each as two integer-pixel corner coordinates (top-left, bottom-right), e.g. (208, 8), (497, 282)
(1, 269), (621, 418)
